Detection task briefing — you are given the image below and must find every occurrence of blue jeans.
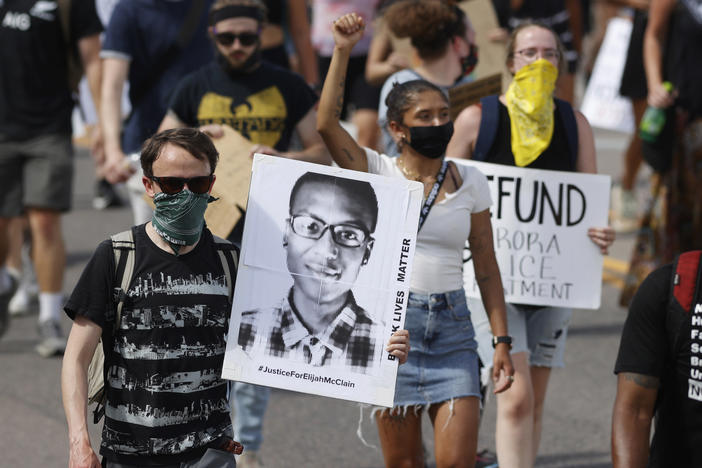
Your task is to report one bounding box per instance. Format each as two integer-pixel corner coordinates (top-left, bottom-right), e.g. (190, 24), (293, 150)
(232, 382), (270, 452)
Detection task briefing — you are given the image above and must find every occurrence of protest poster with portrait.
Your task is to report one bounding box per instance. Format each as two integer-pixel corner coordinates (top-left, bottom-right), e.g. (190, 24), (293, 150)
(222, 155), (423, 407)
(456, 160), (611, 309)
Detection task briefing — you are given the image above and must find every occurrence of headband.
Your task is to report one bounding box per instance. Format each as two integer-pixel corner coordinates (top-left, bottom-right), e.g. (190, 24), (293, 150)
(209, 5), (265, 25)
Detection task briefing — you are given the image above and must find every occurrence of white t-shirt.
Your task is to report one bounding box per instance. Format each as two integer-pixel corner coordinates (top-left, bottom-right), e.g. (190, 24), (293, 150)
(365, 148), (492, 293)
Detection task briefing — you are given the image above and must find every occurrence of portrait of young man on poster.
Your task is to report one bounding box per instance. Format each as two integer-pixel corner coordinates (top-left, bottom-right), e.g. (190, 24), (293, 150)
(237, 172), (383, 374)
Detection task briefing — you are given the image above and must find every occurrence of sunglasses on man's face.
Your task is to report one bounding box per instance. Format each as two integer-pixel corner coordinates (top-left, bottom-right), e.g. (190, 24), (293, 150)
(214, 32), (258, 47)
(149, 175), (214, 194)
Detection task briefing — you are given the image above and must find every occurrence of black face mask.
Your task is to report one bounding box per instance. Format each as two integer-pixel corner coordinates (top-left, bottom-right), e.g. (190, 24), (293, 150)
(458, 43), (478, 82)
(406, 122), (454, 159)
(215, 42), (262, 77)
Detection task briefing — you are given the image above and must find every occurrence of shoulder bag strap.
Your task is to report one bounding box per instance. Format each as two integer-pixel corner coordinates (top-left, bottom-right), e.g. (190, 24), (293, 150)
(111, 229), (136, 332)
(554, 98), (579, 169)
(473, 95), (500, 161)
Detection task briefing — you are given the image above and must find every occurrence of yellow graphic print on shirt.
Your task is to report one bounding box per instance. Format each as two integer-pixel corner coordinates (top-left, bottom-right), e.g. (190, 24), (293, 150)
(196, 86), (287, 147)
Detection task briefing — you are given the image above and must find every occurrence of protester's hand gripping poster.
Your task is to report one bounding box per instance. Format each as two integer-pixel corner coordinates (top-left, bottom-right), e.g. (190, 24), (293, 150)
(456, 160), (611, 309)
(222, 155), (423, 407)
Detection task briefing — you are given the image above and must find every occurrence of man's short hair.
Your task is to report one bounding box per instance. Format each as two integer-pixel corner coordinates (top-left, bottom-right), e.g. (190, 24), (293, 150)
(141, 128), (219, 177)
(289, 172), (379, 233)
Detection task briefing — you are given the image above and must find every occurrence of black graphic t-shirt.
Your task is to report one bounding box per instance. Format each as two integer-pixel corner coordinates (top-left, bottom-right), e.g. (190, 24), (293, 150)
(65, 224), (234, 465)
(169, 61), (318, 151)
(615, 264), (702, 467)
(0, 0), (102, 140)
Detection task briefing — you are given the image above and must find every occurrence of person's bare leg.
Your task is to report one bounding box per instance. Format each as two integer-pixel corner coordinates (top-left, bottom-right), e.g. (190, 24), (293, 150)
(352, 109), (380, 150)
(529, 365), (553, 463)
(27, 208), (64, 294)
(496, 351), (534, 468)
(621, 98), (648, 192)
(6, 217), (26, 272)
(0, 217), (10, 268)
(428, 397), (480, 468)
(28, 208), (66, 355)
(0, 216), (15, 337)
(376, 407), (425, 468)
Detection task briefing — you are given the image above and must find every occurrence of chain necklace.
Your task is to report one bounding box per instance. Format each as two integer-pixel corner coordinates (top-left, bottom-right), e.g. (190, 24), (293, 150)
(397, 157), (436, 183)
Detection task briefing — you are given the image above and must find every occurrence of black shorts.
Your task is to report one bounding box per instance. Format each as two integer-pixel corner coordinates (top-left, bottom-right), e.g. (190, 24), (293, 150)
(318, 54), (381, 118)
(619, 9), (648, 100)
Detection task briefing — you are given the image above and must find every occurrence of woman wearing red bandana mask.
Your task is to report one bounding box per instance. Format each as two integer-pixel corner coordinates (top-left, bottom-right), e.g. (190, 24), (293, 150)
(447, 22), (615, 468)
(375, 0), (479, 157)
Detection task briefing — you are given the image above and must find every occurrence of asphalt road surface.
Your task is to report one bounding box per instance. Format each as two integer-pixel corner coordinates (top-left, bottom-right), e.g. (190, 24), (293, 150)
(0, 127), (646, 467)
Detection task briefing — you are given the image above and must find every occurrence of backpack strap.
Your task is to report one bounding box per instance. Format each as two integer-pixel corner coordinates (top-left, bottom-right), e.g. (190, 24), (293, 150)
(668, 251), (702, 360)
(110, 229), (136, 332)
(671, 251), (702, 314)
(554, 98), (579, 170)
(213, 235), (239, 304)
(473, 95), (500, 161)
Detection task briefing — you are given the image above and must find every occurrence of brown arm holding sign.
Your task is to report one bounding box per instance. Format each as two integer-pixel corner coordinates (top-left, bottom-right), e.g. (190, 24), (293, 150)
(469, 210), (514, 393)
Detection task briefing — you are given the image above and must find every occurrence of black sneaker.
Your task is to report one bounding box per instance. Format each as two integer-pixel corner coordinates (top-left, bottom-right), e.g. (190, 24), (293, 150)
(36, 319), (67, 357)
(0, 273), (18, 339)
(92, 179), (123, 210)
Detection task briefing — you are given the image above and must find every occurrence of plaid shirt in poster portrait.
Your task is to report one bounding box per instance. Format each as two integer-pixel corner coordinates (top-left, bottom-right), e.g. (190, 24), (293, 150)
(238, 290), (382, 374)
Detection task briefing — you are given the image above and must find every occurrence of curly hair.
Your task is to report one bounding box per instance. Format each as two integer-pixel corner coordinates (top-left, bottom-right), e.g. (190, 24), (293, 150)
(383, 0), (466, 60)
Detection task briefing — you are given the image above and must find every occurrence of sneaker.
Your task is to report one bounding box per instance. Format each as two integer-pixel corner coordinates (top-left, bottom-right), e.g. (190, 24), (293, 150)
(612, 187), (640, 233)
(476, 449), (499, 468)
(0, 273), (19, 339)
(9, 284), (38, 316)
(35, 319), (67, 357)
(238, 451), (263, 468)
(92, 179), (124, 210)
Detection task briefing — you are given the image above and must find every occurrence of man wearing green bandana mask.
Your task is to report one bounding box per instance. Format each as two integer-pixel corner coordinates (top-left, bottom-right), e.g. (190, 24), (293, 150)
(62, 128), (242, 467)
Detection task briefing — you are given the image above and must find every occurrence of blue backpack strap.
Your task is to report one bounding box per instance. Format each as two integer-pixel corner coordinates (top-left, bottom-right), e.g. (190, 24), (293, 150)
(473, 95), (500, 161)
(554, 98), (579, 169)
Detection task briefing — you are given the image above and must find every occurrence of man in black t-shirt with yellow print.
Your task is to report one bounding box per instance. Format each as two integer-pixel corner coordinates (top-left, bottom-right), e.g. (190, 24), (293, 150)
(160, 0), (329, 165)
(158, 2), (328, 466)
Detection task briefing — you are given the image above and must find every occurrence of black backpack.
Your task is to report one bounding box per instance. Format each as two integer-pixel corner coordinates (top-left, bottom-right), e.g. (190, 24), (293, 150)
(472, 94), (579, 167)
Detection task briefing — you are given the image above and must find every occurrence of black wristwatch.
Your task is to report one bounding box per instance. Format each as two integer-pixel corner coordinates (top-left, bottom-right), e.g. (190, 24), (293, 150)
(492, 335), (513, 349)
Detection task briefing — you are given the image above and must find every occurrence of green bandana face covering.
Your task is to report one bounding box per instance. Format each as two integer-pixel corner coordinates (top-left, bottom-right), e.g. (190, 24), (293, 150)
(151, 190), (216, 254)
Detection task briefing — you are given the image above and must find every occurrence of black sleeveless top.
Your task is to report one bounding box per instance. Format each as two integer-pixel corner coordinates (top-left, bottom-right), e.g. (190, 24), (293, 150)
(486, 102), (576, 172)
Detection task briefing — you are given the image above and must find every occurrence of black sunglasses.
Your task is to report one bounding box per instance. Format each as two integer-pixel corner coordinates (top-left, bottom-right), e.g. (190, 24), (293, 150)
(214, 32), (258, 47)
(149, 175), (214, 194)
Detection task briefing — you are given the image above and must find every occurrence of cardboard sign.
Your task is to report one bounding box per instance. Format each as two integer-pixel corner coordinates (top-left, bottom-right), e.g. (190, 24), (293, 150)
(449, 73), (502, 120)
(456, 160), (611, 309)
(580, 17), (635, 133)
(222, 155), (423, 407)
(204, 125), (256, 238)
(458, 0), (508, 82)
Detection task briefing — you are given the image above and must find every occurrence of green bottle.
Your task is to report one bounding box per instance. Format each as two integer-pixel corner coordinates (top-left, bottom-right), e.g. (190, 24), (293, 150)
(639, 82), (674, 143)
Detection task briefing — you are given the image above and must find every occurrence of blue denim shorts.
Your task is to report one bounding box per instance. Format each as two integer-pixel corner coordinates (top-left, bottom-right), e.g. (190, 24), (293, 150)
(470, 298), (571, 368)
(393, 289), (481, 408)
